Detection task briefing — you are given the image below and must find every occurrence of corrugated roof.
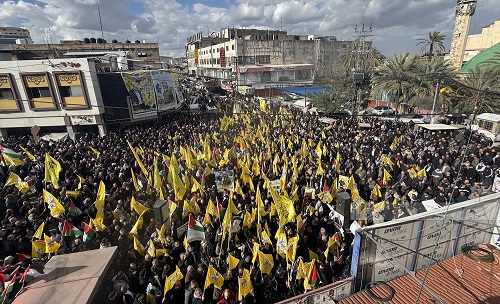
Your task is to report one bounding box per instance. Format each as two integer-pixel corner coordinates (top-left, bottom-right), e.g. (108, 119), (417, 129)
(477, 113), (500, 122)
(340, 244), (500, 304)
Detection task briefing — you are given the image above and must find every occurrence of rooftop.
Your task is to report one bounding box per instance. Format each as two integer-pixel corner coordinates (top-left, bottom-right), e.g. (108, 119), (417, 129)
(14, 247), (117, 304)
(340, 244), (500, 304)
(477, 113), (500, 122)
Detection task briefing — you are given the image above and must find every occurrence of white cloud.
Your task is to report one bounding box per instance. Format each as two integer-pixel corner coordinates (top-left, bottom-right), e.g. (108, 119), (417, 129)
(0, 0), (499, 57)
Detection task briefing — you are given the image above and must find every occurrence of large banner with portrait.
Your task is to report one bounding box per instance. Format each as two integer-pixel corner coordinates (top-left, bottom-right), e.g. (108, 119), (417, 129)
(122, 70), (178, 120)
(214, 170), (235, 191)
(151, 71), (178, 110)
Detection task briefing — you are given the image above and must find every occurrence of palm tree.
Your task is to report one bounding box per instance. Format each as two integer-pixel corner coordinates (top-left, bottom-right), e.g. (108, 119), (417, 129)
(451, 65), (500, 115)
(417, 31), (447, 60)
(371, 52), (419, 112)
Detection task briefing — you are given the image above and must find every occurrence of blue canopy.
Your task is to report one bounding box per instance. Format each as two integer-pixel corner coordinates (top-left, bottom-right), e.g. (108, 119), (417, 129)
(276, 86), (325, 96)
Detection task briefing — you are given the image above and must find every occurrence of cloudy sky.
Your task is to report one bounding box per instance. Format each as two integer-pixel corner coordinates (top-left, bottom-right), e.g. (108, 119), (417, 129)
(1, 0), (498, 58)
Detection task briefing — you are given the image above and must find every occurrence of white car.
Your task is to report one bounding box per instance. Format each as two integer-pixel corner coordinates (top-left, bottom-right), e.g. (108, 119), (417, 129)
(372, 106), (395, 116)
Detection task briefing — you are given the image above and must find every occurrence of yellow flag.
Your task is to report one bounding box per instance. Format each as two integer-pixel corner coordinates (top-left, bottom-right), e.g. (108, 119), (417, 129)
(309, 249), (319, 261)
(269, 186), (296, 223)
(153, 157), (162, 195)
(44, 234), (61, 253)
(258, 251), (274, 275)
(90, 217), (107, 232)
(19, 145), (36, 161)
(4, 171), (29, 193)
(228, 194), (240, 215)
(169, 154), (186, 201)
(78, 175), (85, 190)
(261, 230), (272, 245)
(32, 240), (46, 258)
(128, 210), (146, 238)
(251, 242), (260, 263)
(374, 200), (386, 211)
(276, 229), (287, 258)
(89, 146), (100, 158)
(33, 222), (45, 239)
(259, 98), (266, 112)
(372, 184), (382, 198)
(296, 259), (310, 280)
(205, 265), (225, 289)
(147, 239), (156, 258)
(66, 190), (80, 198)
(43, 189), (65, 218)
(133, 236), (146, 255)
(286, 235), (299, 262)
(191, 176), (204, 194)
(45, 153), (61, 189)
(228, 253), (240, 270)
(383, 168), (391, 186)
(243, 211), (252, 228)
(94, 181), (106, 222)
(238, 269), (253, 300)
(221, 208), (232, 241)
(164, 266), (184, 295)
(127, 141), (148, 176)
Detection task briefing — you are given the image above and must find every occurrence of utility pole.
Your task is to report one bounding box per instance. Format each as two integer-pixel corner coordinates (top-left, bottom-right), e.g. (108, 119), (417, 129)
(353, 23), (373, 117)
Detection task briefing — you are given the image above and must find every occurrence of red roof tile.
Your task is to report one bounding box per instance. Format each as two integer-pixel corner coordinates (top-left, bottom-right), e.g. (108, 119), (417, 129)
(340, 244), (500, 304)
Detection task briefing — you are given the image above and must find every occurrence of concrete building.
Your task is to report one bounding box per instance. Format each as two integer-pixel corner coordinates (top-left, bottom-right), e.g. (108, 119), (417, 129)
(186, 28), (353, 94)
(0, 40), (161, 69)
(462, 19), (500, 62)
(449, 0), (477, 70)
(0, 58), (107, 139)
(476, 113), (500, 137)
(0, 27), (33, 45)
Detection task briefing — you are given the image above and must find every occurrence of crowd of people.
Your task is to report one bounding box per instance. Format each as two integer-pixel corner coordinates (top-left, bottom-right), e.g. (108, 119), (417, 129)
(1, 78), (499, 304)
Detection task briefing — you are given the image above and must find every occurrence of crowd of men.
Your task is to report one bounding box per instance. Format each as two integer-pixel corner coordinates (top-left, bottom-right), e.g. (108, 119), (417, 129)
(1, 79), (499, 304)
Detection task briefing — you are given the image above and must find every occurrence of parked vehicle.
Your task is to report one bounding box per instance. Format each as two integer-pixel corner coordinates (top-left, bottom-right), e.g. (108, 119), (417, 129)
(372, 106), (395, 116)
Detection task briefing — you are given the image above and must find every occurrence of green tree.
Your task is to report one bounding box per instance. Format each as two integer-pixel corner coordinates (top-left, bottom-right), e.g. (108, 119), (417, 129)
(309, 78), (355, 113)
(371, 52), (419, 111)
(417, 31), (447, 60)
(450, 65), (500, 114)
(338, 38), (385, 77)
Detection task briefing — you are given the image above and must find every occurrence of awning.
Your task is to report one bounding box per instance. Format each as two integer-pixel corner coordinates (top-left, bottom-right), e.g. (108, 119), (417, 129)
(277, 86), (325, 96)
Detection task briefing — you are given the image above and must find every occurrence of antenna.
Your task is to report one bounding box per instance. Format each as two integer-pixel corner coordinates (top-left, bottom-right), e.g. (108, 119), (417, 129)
(280, 18), (283, 31)
(97, 0), (104, 40)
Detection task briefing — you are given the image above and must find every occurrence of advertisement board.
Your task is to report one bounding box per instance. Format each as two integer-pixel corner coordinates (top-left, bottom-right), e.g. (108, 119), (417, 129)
(122, 70), (178, 120)
(350, 193), (500, 289)
(275, 278), (353, 304)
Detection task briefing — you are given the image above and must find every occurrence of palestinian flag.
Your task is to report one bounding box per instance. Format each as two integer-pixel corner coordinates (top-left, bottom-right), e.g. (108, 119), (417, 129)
(0, 144), (23, 166)
(57, 218), (83, 237)
(308, 261), (319, 288)
(83, 222), (95, 242)
(69, 201), (82, 217)
(20, 266), (41, 284)
(2, 273), (17, 297)
(186, 214), (205, 243)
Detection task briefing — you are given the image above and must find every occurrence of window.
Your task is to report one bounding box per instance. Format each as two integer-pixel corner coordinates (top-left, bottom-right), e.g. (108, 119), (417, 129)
(479, 120), (493, 131)
(0, 74), (20, 112)
(22, 73), (56, 110)
(29, 87), (51, 98)
(232, 45), (234, 50)
(54, 72), (88, 109)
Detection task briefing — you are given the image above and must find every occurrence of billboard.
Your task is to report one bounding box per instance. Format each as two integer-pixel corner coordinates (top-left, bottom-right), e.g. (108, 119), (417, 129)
(351, 193), (500, 290)
(121, 70), (178, 120)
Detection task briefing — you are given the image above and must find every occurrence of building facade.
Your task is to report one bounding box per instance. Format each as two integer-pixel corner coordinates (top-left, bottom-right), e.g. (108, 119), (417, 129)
(186, 28), (353, 92)
(0, 27), (33, 45)
(0, 58), (106, 138)
(0, 41), (160, 68)
(462, 19), (500, 62)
